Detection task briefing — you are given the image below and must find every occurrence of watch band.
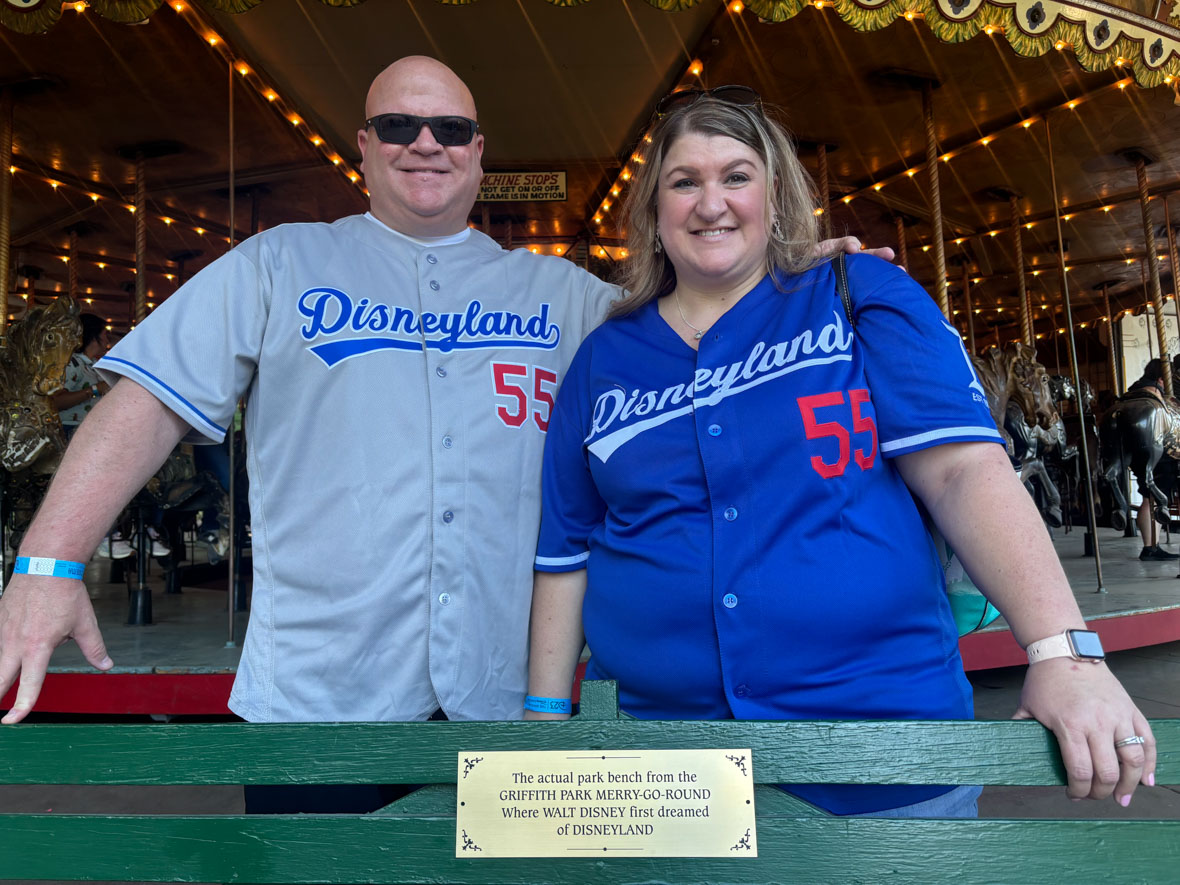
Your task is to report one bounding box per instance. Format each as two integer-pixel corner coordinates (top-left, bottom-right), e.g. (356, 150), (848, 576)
(1026, 629), (1104, 664)
(1026, 632), (1073, 664)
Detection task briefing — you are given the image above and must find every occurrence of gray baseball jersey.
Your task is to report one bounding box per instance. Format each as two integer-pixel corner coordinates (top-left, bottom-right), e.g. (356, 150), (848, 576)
(97, 213), (617, 722)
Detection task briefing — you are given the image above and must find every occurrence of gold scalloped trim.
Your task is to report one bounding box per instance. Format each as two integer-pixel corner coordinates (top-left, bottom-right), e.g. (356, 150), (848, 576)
(743, 0), (1179, 86)
(91, 0), (163, 23)
(198, 0), (266, 13)
(0, 0), (61, 36)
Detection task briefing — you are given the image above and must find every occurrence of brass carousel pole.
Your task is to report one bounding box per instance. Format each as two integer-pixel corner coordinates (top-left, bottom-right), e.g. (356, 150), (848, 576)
(1167, 196), (1179, 337)
(962, 262), (976, 354)
(1120, 149), (1171, 395)
(894, 215), (908, 271)
(816, 143), (831, 239)
(0, 86), (12, 344)
(1098, 281), (1121, 397)
(68, 229), (78, 301)
(1047, 118), (1104, 591)
(923, 83), (950, 319)
(134, 151), (147, 325)
(1011, 194), (1033, 347)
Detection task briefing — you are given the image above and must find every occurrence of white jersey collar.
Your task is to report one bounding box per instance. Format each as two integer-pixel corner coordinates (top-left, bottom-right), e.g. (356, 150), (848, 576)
(364, 212), (472, 248)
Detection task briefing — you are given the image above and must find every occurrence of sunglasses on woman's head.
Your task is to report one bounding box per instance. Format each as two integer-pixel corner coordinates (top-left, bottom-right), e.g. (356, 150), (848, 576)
(655, 85), (762, 117)
(365, 113), (480, 146)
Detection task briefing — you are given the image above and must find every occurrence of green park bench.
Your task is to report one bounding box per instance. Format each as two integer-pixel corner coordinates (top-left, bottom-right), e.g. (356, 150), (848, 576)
(0, 680), (1176, 884)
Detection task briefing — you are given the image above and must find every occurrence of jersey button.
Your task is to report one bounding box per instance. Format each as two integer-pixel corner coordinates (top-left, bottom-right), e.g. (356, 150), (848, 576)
(707, 424), (722, 437)
(723, 507), (738, 522)
(438, 592), (452, 606)
(426, 253), (438, 264)
(442, 435), (453, 449)
(734, 683), (750, 698)
(442, 510), (454, 524)
(429, 280), (441, 291)
(722, 593), (738, 608)
(436, 366), (447, 378)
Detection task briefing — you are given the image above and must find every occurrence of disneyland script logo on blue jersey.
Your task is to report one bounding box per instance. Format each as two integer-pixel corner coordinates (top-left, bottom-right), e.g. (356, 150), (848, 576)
(587, 311), (853, 462)
(299, 288), (560, 367)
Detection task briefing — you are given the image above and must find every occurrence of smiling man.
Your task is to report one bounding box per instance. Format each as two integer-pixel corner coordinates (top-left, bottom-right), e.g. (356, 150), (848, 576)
(0, 58), (616, 787)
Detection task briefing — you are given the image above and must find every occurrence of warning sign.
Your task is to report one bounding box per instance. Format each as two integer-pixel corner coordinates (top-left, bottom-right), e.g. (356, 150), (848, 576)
(479, 172), (567, 203)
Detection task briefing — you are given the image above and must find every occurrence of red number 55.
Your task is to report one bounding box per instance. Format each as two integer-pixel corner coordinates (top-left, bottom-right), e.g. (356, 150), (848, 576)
(797, 389), (877, 479)
(493, 363), (557, 431)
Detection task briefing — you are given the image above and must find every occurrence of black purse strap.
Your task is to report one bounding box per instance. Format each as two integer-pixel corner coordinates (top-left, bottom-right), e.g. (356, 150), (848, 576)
(833, 251), (855, 330)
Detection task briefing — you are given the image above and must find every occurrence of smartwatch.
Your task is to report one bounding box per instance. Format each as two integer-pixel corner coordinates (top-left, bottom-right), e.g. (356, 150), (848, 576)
(1026, 629), (1105, 664)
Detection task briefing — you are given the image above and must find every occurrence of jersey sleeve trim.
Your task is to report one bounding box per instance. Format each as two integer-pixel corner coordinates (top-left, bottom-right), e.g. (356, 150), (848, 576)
(534, 551), (590, 570)
(879, 425), (1004, 455)
(97, 356), (227, 438)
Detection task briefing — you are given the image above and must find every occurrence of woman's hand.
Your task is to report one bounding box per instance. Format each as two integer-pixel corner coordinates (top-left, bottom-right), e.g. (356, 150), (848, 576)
(1016, 658), (1156, 805)
(815, 236), (896, 263)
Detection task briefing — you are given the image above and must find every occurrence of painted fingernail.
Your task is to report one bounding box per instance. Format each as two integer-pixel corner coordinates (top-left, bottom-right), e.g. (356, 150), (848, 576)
(1119, 795), (1131, 808)
(1147, 773), (1155, 787)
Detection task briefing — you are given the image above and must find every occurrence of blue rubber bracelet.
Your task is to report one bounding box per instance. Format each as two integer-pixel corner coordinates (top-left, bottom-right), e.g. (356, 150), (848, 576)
(13, 557), (86, 580)
(524, 695), (572, 714)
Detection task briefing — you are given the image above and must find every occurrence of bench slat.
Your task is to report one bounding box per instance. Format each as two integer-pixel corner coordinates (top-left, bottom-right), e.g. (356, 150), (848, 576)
(0, 814), (1176, 884)
(1, 718), (1175, 786)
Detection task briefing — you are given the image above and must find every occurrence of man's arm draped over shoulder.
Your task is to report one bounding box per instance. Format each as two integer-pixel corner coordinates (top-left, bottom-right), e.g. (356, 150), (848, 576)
(0, 380), (191, 723)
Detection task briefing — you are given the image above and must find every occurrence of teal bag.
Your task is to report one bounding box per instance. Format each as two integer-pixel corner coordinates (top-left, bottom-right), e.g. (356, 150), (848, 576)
(833, 253), (1002, 637)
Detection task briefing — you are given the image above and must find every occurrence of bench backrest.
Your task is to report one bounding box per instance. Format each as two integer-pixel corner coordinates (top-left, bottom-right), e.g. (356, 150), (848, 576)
(1, 681), (1176, 883)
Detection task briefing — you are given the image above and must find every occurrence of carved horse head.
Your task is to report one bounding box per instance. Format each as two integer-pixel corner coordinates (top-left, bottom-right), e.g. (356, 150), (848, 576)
(0, 297), (82, 474)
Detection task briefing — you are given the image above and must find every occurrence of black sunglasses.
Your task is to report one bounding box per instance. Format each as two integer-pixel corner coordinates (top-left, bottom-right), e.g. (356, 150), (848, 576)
(365, 113), (480, 146)
(655, 85), (762, 117)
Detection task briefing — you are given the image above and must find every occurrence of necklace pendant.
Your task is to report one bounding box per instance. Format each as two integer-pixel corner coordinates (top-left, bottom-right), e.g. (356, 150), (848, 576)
(693, 330), (704, 340)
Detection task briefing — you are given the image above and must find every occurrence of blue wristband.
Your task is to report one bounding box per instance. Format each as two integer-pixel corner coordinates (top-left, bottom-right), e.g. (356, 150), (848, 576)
(524, 695), (572, 714)
(14, 557), (86, 580)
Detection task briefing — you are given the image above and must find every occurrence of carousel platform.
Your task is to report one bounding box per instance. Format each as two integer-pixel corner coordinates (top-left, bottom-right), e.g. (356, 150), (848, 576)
(3, 526), (1180, 718)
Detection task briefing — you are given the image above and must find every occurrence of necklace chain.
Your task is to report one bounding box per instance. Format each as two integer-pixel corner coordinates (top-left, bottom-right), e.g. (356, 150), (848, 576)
(673, 290), (707, 340)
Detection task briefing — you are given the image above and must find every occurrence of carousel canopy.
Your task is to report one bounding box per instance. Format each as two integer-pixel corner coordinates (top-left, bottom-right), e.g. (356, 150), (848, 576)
(1, 0), (1178, 348)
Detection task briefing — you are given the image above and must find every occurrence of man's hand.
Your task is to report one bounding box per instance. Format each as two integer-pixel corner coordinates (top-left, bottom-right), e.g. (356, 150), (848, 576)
(1015, 658), (1155, 805)
(816, 236), (896, 263)
(0, 576), (112, 724)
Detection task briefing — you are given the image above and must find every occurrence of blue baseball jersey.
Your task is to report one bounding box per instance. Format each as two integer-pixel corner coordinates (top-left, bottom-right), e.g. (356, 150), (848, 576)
(536, 255), (1002, 814)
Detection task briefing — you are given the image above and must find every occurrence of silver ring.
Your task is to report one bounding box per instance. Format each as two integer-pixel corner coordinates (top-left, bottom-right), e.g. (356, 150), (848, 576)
(1115, 735), (1146, 748)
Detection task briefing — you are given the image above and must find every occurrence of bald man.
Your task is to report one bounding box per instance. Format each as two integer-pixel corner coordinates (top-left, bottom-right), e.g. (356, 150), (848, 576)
(0, 57), (614, 747)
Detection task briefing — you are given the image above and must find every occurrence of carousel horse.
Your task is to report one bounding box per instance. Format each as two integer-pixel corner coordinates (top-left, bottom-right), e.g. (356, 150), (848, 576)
(971, 342), (1056, 455)
(1001, 367), (1068, 527)
(1099, 384), (1180, 531)
(0, 297), (82, 545)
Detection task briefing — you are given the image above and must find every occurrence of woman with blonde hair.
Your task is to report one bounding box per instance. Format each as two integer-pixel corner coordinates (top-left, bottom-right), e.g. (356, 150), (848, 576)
(526, 87), (1154, 817)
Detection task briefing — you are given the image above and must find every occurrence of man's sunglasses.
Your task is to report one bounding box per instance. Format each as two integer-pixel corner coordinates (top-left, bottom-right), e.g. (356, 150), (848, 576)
(655, 85), (762, 117)
(364, 113), (480, 146)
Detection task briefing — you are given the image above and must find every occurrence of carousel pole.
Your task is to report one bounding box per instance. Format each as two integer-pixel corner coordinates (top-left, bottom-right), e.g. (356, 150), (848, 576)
(1047, 119), (1104, 592)
(922, 83), (950, 319)
(0, 86), (13, 344)
(68, 229), (79, 301)
(1098, 282), (1121, 396)
(1167, 196), (1179, 333)
(1011, 194), (1033, 347)
(961, 262), (976, 354)
(134, 151), (147, 325)
(1120, 149), (1171, 395)
(894, 215), (908, 271)
(816, 143), (831, 239)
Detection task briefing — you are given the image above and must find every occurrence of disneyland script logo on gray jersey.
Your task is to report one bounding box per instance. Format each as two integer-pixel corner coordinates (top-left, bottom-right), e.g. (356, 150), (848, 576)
(587, 310), (853, 463)
(298, 287), (561, 368)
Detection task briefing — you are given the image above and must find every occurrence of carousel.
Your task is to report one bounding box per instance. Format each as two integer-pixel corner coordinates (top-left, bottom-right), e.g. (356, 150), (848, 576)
(1, 0), (1179, 715)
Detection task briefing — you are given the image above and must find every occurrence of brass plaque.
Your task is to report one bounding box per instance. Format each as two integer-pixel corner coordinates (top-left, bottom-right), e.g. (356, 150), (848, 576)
(455, 748), (756, 858)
